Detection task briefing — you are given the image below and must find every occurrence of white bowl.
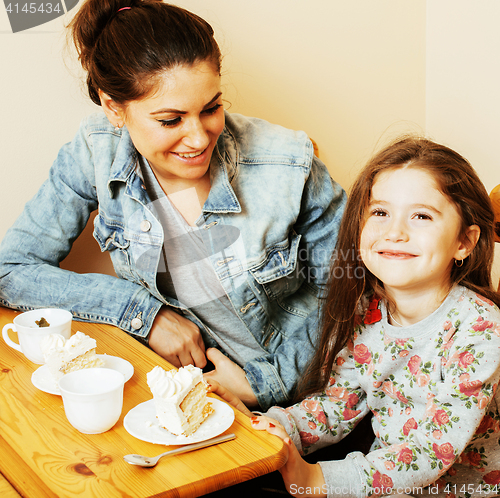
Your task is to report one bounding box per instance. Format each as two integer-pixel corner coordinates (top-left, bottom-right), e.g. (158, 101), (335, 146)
(58, 368), (124, 434)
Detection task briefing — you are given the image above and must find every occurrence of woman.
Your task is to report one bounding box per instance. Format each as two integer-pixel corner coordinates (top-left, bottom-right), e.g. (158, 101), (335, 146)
(0, 0), (346, 410)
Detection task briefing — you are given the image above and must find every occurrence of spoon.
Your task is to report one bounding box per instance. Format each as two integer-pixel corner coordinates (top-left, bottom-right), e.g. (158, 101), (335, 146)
(124, 433), (236, 467)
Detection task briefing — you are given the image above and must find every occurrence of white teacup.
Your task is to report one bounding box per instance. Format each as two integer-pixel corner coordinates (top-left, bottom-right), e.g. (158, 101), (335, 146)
(58, 368), (125, 434)
(2, 308), (72, 364)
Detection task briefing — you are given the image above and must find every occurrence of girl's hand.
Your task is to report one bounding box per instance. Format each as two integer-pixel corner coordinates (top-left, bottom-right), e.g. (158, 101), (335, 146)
(204, 348), (259, 409)
(206, 378), (254, 417)
(251, 416), (327, 498)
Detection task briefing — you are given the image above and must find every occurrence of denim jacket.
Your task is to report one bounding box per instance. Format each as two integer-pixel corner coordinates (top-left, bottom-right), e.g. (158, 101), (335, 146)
(0, 111), (346, 409)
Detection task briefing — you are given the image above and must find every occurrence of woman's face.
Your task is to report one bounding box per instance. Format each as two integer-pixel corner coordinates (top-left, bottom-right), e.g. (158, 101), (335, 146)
(117, 61), (224, 184)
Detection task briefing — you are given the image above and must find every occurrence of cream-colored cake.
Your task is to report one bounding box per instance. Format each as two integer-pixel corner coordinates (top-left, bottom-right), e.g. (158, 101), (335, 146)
(41, 331), (104, 382)
(146, 365), (214, 436)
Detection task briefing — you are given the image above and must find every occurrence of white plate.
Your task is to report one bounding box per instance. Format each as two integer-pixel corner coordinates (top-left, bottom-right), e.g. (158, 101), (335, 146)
(124, 398), (234, 445)
(31, 354), (134, 395)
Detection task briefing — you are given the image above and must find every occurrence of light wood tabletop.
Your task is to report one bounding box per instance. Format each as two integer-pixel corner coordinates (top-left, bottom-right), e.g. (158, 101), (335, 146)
(0, 473), (20, 498)
(0, 307), (286, 497)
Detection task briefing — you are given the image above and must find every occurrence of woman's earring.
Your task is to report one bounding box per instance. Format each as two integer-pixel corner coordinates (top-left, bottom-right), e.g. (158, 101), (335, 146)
(455, 259), (464, 267)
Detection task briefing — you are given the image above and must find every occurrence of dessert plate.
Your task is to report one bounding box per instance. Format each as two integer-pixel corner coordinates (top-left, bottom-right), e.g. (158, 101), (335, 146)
(124, 398), (235, 445)
(31, 354), (134, 395)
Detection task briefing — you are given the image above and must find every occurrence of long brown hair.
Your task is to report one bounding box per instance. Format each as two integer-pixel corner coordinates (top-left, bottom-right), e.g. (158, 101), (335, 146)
(68, 0), (222, 105)
(298, 136), (500, 399)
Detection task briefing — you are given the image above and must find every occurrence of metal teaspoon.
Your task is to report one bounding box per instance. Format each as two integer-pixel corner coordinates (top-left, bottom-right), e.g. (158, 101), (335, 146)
(123, 433), (236, 467)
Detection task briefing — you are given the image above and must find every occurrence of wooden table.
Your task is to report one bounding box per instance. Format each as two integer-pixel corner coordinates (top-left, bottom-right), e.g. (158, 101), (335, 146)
(0, 307), (286, 497)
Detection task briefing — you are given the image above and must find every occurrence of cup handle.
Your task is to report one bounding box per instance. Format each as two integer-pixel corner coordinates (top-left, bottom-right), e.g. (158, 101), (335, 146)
(2, 324), (22, 353)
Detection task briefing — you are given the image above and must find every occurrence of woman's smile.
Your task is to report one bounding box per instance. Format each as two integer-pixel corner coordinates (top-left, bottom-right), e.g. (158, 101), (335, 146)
(171, 146), (211, 164)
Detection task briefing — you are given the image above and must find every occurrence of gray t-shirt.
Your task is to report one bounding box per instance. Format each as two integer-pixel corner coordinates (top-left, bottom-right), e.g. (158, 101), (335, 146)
(140, 158), (265, 367)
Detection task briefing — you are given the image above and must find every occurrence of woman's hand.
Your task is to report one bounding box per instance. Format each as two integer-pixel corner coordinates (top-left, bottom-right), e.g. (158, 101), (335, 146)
(206, 378), (254, 417)
(148, 306), (207, 368)
(251, 416), (327, 498)
(204, 348), (259, 409)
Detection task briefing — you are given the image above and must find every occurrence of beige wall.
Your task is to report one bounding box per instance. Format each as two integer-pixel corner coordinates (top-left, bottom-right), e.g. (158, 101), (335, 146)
(425, 1), (500, 283)
(0, 1), (498, 279)
(182, 0), (426, 189)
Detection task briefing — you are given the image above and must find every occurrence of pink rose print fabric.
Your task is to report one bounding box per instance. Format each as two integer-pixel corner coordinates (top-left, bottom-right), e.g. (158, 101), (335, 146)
(266, 286), (500, 497)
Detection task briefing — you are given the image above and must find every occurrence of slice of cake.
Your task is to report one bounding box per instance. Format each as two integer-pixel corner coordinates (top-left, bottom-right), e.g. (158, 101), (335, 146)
(41, 331), (104, 383)
(147, 365), (214, 436)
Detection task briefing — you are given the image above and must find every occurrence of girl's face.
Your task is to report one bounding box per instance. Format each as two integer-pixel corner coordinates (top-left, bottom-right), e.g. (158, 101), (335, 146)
(360, 167), (477, 300)
(112, 60), (224, 184)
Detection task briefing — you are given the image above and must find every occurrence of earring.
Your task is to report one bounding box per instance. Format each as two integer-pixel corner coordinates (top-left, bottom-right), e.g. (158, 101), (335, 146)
(114, 124), (121, 132)
(455, 259), (464, 267)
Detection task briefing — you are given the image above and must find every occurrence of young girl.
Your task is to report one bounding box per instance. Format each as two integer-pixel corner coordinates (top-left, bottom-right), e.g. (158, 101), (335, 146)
(212, 136), (500, 497)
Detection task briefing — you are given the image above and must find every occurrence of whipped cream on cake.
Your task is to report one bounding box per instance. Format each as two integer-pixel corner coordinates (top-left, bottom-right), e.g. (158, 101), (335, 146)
(147, 365), (213, 436)
(41, 331), (104, 382)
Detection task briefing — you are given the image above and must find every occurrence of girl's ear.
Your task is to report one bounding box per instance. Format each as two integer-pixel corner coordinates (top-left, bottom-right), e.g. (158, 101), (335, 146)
(99, 90), (125, 128)
(455, 225), (481, 261)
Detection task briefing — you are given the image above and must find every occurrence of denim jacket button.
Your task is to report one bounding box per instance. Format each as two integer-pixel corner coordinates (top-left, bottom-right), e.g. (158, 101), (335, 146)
(131, 317), (143, 330)
(140, 220), (152, 232)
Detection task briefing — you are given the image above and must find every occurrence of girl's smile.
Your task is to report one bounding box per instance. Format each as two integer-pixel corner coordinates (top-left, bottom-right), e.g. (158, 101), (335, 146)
(377, 249), (417, 259)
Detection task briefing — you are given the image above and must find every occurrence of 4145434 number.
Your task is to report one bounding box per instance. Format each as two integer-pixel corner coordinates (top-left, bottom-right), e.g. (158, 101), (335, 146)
(5, 3), (62, 14)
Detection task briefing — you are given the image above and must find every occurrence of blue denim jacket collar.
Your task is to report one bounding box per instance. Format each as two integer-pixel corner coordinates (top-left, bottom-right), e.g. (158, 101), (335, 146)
(107, 126), (139, 198)
(205, 131), (241, 214)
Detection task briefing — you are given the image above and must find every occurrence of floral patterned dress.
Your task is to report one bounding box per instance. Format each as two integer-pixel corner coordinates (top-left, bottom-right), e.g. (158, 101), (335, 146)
(266, 286), (500, 498)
